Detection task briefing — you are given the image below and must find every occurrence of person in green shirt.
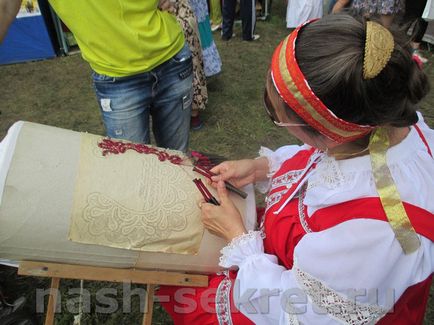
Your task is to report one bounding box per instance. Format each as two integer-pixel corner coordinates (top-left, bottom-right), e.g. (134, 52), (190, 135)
(0, 0), (193, 152)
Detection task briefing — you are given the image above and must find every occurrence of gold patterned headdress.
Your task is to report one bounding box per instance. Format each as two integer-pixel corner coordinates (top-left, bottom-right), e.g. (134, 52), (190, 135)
(363, 21), (394, 79)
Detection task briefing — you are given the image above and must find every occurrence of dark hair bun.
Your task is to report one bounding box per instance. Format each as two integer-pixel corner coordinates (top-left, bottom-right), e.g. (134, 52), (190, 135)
(295, 14), (430, 128)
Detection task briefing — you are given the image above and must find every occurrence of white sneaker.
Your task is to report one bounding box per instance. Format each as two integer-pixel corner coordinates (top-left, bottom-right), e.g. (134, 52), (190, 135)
(221, 32), (236, 41)
(211, 24), (221, 32)
(244, 34), (260, 41)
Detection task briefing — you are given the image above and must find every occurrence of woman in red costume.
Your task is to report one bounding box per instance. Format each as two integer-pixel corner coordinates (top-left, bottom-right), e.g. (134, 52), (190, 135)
(159, 13), (434, 324)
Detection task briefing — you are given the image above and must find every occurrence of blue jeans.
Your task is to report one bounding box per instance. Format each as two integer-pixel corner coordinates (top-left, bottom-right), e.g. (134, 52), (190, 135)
(92, 43), (193, 152)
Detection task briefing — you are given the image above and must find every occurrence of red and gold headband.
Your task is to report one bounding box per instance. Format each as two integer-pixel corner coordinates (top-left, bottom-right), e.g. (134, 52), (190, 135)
(270, 20), (375, 144)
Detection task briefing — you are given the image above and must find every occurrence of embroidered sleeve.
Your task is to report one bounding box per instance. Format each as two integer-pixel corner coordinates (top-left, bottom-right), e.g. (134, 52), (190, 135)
(219, 230), (266, 268)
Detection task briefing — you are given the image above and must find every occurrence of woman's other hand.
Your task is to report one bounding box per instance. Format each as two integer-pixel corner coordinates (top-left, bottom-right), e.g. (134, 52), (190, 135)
(158, 0), (175, 12)
(209, 157), (269, 188)
(200, 181), (246, 242)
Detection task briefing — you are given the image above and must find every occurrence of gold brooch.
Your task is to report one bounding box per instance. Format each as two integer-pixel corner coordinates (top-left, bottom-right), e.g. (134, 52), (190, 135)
(363, 21), (394, 79)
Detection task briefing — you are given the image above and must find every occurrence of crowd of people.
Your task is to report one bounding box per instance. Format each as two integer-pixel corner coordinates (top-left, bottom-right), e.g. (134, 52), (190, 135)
(287, 0), (431, 64)
(1, 0), (434, 324)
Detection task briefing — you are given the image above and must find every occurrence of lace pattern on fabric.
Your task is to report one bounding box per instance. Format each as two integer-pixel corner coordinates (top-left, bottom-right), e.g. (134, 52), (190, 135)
(297, 187), (312, 233)
(219, 231), (265, 267)
(293, 263), (388, 324)
(265, 189), (286, 212)
(307, 155), (348, 190)
(215, 270), (233, 325)
(271, 169), (304, 190)
(82, 192), (188, 245)
(286, 308), (300, 325)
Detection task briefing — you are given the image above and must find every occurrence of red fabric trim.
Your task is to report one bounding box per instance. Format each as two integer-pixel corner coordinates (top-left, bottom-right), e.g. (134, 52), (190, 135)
(414, 124), (433, 158)
(377, 275), (433, 325)
(265, 148), (317, 217)
(263, 148), (317, 269)
(307, 197), (434, 241)
(272, 31), (343, 142)
(271, 37), (320, 130)
(285, 31), (370, 134)
(271, 39), (294, 113)
(267, 147), (316, 188)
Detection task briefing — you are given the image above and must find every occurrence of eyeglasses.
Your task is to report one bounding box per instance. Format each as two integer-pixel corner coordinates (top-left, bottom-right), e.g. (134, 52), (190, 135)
(263, 89), (307, 127)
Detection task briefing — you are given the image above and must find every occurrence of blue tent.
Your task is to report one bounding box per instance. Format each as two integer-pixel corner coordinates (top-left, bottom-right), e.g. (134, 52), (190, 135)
(0, 3), (55, 65)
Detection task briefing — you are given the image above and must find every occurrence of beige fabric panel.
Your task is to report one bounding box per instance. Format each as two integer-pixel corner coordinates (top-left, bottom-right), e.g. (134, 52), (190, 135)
(69, 133), (204, 254)
(0, 122), (138, 268)
(0, 122), (255, 273)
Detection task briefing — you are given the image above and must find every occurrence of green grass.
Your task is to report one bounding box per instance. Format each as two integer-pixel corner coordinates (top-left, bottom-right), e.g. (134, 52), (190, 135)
(0, 2), (433, 324)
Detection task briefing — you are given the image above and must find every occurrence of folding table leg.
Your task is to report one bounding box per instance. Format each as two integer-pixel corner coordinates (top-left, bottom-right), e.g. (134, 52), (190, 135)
(45, 277), (61, 325)
(142, 284), (155, 325)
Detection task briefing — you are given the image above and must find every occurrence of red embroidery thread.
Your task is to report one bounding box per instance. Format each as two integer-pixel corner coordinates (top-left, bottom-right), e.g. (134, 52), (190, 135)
(98, 138), (183, 165)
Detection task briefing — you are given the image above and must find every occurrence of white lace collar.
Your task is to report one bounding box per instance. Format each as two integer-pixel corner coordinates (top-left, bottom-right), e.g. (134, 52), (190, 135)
(304, 125), (433, 211)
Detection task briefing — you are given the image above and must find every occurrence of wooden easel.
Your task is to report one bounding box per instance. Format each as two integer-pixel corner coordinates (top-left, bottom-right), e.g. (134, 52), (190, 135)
(18, 261), (208, 325)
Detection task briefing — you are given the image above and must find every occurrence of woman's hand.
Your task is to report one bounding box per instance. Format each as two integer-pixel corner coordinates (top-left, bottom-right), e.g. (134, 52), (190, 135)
(199, 181), (247, 242)
(209, 157), (269, 188)
(158, 0), (175, 12)
(332, 0), (350, 13)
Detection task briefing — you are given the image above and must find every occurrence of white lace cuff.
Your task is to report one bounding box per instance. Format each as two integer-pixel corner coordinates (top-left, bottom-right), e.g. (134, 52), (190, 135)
(219, 230), (265, 268)
(259, 146), (279, 176)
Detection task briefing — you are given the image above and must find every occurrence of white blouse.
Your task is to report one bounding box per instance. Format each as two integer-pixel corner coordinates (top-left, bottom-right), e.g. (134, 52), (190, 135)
(219, 115), (434, 324)
(286, 0), (323, 29)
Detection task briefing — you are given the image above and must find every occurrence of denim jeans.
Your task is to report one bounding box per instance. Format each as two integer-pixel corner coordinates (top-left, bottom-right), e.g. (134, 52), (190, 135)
(92, 43), (193, 152)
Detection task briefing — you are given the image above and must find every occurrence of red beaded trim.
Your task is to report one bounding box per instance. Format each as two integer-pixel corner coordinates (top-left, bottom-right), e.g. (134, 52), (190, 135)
(98, 138), (183, 165)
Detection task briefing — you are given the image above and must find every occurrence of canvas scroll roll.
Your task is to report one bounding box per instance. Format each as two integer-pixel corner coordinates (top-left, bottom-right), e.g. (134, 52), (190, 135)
(0, 122), (256, 273)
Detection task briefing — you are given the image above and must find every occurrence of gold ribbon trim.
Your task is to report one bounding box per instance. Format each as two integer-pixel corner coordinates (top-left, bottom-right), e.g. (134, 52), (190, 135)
(369, 128), (420, 254)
